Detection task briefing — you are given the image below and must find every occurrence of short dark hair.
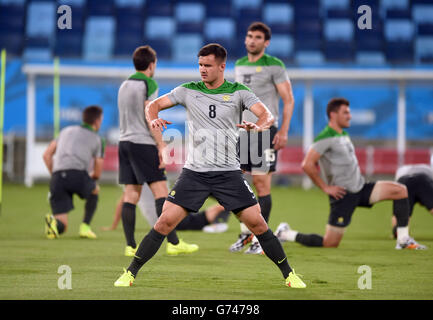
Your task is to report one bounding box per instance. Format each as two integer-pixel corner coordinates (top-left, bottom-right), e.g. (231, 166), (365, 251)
(83, 105), (103, 125)
(197, 43), (227, 63)
(326, 98), (350, 119)
(133, 45), (156, 71)
(247, 22), (271, 41)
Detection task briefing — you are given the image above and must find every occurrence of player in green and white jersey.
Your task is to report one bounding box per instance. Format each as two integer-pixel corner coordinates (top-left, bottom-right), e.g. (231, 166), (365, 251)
(114, 43), (306, 289)
(277, 98), (425, 250)
(222, 22), (295, 254)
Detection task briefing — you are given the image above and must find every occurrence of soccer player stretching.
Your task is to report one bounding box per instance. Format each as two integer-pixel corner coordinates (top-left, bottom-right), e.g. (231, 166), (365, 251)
(228, 22), (295, 254)
(43, 105), (104, 239)
(114, 44), (306, 288)
(278, 98), (425, 250)
(117, 45), (197, 256)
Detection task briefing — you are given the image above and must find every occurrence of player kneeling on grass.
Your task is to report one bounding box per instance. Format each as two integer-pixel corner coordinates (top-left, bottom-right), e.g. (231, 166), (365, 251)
(42, 105), (104, 240)
(114, 43), (306, 288)
(275, 98), (426, 250)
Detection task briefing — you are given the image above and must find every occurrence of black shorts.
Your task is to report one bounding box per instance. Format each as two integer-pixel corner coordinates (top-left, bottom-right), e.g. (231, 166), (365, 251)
(397, 174), (433, 216)
(49, 170), (96, 214)
(166, 168), (258, 213)
(239, 126), (278, 173)
(118, 141), (166, 185)
(328, 182), (376, 227)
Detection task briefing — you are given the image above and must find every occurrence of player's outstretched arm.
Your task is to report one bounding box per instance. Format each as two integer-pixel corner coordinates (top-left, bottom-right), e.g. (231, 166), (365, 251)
(90, 157), (104, 180)
(274, 80), (295, 150)
(42, 140), (57, 175)
(237, 102), (274, 131)
(302, 148), (346, 199)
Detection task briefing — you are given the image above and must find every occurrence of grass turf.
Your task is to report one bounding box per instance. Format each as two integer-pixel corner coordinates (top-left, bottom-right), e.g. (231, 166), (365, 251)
(1, 183), (433, 300)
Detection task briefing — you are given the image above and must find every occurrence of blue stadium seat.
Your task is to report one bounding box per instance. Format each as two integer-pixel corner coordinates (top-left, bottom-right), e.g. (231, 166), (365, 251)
(175, 2), (205, 23)
(324, 19), (354, 41)
(266, 34), (293, 60)
(83, 16), (116, 60)
(146, 17), (175, 40)
(295, 51), (325, 65)
(22, 37), (51, 61)
(172, 33), (203, 62)
(87, 0), (115, 16)
(232, 0), (262, 10)
(356, 51), (386, 65)
(146, 0), (172, 16)
(321, 0), (350, 10)
(115, 0), (145, 7)
(26, 1), (56, 38)
(416, 36), (433, 63)
(204, 18), (235, 40)
(381, 0), (408, 11)
(263, 3), (293, 25)
(324, 40), (354, 62)
(175, 2), (205, 34)
(0, 0), (25, 4)
(413, 5), (433, 24)
(385, 20), (414, 42)
(114, 34), (144, 56)
(385, 41), (413, 63)
(145, 39), (171, 60)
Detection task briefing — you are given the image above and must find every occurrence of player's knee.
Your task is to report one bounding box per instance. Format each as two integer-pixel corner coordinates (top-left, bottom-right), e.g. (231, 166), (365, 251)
(154, 216), (175, 235)
(249, 219), (268, 235)
(323, 238), (340, 248)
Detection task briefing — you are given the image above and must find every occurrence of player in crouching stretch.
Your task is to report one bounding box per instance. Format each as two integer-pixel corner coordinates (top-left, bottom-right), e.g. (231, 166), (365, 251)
(42, 105), (104, 239)
(390, 163), (433, 238)
(114, 43), (306, 288)
(276, 98), (426, 250)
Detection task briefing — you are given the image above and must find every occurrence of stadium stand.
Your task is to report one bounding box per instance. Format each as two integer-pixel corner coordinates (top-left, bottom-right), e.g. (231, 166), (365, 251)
(0, 0), (433, 65)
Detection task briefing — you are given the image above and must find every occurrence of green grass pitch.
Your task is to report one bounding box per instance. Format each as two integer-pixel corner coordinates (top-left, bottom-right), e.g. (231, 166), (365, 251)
(1, 183), (433, 300)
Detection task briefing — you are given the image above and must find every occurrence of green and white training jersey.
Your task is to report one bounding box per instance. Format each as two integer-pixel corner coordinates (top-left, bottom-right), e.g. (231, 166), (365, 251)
(53, 124), (105, 173)
(118, 72), (159, 145)
(235, 53), (289, 126)
(310, 125), (365, 193)
(396, 164), (433, 180)
(166, 80), (260, 172)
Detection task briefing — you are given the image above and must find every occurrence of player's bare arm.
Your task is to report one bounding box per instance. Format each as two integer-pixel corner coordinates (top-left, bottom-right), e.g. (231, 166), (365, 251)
(274, 79), (295, 150)
(90, 157), (104, 180)
(145, 95), (174, 132)
(237, 102), (274, 131)
(42, 140), (57, 175)
(144, 99), (167, 168)
(302, 147), (346, 199)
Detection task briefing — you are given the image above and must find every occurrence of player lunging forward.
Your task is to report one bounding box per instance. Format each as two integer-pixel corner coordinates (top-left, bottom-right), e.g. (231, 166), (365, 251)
(43, 105), (104, 239)
(277, 98), (425, 250)
(114, 44), (306, 288)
